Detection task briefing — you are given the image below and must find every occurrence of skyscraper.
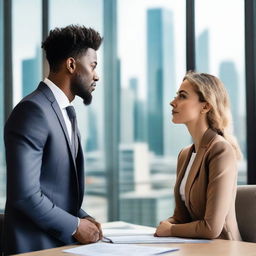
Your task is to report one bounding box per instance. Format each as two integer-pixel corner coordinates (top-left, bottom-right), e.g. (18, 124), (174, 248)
(196, 29), (209, 73)
(219, 61), (239, 132)
(129, 78), (147, 142)
(22, 47), (41, 97)
(85, 107), (99, 152)
(119, 143), (150, 193)
(147, 8), (176, 156)
(121, 86), (135, 144)
(219, 61), (245, 154)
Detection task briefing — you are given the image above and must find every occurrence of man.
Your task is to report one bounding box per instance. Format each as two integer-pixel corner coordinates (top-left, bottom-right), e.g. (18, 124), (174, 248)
(4, 25), (103, 255)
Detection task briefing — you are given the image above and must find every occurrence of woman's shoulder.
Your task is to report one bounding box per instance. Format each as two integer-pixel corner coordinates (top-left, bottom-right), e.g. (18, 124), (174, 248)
(206, 134), (236, 160)
(209, 134), (233, 150)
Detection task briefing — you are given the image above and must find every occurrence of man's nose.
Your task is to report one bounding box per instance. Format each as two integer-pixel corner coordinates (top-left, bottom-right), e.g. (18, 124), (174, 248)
(94, 72), (99, 81)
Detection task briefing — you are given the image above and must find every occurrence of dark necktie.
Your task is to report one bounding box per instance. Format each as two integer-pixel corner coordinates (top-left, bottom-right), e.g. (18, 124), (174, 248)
(66, 106), (78, 158)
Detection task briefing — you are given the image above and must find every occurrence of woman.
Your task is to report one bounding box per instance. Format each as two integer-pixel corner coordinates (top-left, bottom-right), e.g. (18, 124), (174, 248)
(155, 71), (242, 240)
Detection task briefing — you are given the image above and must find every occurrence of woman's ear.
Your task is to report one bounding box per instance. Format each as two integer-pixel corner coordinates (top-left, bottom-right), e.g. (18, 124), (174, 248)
(66, 57), (76, 74)
(201, 102), (212, 114)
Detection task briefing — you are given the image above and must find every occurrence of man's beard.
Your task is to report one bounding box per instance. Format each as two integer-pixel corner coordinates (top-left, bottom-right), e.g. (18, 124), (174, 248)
(71, 74), (92, 105)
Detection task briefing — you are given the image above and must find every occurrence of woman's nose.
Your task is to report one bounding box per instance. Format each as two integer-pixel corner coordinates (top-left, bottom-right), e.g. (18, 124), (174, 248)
(170, 99), (175, 107)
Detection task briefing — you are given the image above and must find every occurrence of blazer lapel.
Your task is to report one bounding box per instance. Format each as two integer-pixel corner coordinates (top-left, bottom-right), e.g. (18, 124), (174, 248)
(184, 128), (217, 211)
(38, 82), (77, 170)
(175, 146), (194, 194)
(174, 145), (194, 214)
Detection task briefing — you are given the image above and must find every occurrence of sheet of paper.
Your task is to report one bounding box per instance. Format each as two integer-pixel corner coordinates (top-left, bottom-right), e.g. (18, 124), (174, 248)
(103, 228), (155, 236)
(63, 242), (179, 256)
(102, 221), (137, 229)
(104, 235), (210, 244)
(102, 221), (154, 230)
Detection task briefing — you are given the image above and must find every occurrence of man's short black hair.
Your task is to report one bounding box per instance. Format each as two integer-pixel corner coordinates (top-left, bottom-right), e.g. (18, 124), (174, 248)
(41, 25), (103, 72)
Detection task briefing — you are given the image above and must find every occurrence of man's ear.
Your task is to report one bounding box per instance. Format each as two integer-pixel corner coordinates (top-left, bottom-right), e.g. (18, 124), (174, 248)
(66, 57), (76, 74)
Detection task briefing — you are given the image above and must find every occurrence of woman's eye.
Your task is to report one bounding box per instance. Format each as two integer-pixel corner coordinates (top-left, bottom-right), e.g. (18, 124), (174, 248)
(179, 94), (186, 99)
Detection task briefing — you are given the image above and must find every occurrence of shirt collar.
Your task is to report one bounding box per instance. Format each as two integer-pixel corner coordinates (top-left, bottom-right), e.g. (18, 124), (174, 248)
(44, 78), (72, 109)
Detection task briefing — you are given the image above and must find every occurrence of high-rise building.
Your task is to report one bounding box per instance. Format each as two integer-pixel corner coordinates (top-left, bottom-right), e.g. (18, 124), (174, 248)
(219, 61), (245, 154)
(147, 8), (176, 156)
(120, 189), (173, 226)
(196, 29), (209, 73)
(119, 143), (150, 193)
(120, 87), (135, 144)
(86, 107), (99, 152)
(129, 78), (147, 142)
(219, 62), (239, 132)
(22, 47), (41, 97)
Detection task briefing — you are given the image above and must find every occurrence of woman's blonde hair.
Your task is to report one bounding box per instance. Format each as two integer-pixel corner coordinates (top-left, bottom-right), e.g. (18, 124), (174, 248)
(184, 71), (242, 160)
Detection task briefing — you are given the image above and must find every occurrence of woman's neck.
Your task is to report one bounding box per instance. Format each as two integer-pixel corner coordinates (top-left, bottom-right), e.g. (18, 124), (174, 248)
(186, 121), (209, 152)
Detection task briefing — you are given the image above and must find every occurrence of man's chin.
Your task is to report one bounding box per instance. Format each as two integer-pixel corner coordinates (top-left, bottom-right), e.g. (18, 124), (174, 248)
(82, 95), (92, 105)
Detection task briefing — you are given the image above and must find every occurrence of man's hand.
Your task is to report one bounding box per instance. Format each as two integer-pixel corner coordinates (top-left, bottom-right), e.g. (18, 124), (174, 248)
(73, 218), (101, 244)
(84, 217), (103, 240)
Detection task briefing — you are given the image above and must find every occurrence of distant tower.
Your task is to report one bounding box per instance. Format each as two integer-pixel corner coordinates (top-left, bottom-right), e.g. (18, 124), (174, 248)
(196, 29), (209, 73)
(120, 86), (135, 144)
(86, 107), (99, 152)
(219, 61), (239, 135)
(119, 143), (150, 193)
(129, 78), (147, 142)
(147, 8), (175, 156)
(22, 47), (41, 97)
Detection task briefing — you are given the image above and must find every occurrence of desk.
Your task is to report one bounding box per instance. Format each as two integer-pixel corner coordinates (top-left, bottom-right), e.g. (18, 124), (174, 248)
(14, 240), (256, 256)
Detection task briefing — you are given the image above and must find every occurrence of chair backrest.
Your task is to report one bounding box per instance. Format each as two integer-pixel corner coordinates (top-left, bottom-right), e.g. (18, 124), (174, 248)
(236, 185), (256, 242)
(0, 214), (4, 254)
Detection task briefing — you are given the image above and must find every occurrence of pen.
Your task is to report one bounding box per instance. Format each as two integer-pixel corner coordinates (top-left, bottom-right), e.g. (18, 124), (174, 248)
(102, 236), (113, 243)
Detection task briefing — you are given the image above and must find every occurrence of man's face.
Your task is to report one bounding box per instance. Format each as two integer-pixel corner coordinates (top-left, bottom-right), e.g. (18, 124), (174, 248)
(70, 48), (99, 105)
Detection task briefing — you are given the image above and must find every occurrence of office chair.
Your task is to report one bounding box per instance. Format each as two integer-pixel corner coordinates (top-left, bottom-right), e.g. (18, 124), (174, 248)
(235, 185), (256, 242)
(0, 214), (4, 255)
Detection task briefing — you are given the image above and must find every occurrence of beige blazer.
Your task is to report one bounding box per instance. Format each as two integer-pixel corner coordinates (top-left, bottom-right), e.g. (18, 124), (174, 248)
(168, 128), (241, 240)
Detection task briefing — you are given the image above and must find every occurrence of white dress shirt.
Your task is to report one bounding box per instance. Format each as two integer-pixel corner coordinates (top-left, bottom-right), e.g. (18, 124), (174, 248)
(179, 152), (197, 202)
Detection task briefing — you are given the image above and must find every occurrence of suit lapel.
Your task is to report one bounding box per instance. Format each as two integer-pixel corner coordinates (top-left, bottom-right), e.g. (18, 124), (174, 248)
(37, 82), (77, 170)
(174, 145), (194, 215)
(175, 146), (194, 195)
(184, 129), (217, 211)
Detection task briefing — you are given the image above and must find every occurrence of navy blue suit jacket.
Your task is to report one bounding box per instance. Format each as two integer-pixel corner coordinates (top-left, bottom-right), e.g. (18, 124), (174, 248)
(3, 82), (89, 255)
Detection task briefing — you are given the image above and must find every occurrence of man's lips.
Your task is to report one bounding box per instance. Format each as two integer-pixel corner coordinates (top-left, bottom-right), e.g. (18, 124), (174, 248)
(91, 83), (96, 91)
(172, 110), (178, 114)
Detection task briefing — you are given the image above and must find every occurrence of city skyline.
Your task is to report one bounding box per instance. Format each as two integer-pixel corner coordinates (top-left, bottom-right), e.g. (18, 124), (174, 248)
(0, 1), (247, 224)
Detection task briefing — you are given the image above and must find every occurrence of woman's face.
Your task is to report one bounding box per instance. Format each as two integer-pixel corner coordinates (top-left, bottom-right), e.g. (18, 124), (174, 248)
(170, 79), (206, 125)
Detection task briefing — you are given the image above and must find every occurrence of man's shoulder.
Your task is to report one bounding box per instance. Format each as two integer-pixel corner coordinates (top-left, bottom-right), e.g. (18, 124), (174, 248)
(21, 82), (49, 103)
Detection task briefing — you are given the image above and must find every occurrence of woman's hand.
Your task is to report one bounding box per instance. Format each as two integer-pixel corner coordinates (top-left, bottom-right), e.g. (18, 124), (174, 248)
(155, 221), (173, 237)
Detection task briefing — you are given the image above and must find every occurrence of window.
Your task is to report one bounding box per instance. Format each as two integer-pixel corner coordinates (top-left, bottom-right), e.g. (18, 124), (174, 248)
(49, 0), (107, 222)
(12, 0), (42, 105)
(195, 0), (246, 184)
(118, 0), (188, 226)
